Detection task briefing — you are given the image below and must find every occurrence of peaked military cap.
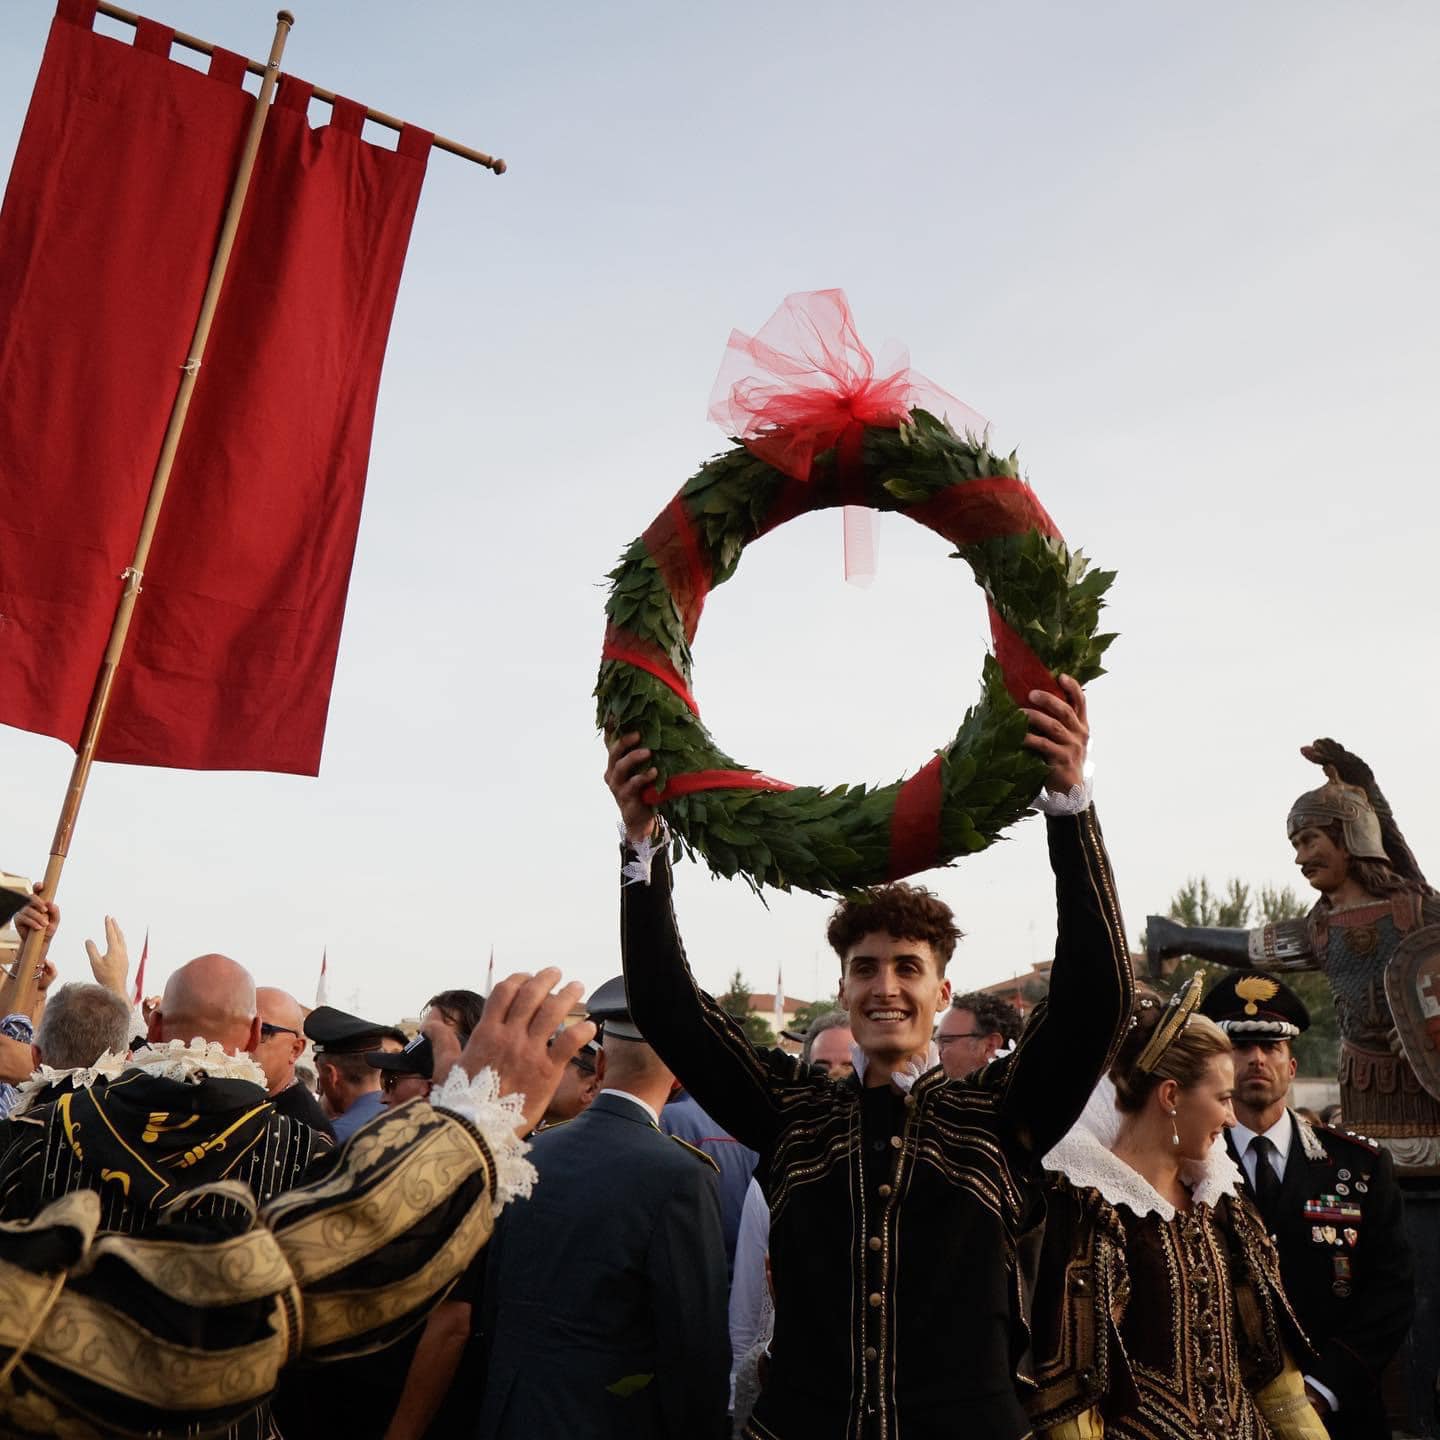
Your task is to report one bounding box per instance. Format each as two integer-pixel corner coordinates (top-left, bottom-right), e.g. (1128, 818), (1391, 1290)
(587, 974), (645, 1042)
(305, 1005), (408, 1054)
(1199, 971), (1310, 1039)
(366, 1031), (433, 1078)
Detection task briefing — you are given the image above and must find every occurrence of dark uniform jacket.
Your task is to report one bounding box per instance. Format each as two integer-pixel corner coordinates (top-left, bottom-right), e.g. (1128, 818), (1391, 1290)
(1226, 1112), (1413, 1439)
(621, 810), (1134, 1440)
(476, 1090), (731, 1440)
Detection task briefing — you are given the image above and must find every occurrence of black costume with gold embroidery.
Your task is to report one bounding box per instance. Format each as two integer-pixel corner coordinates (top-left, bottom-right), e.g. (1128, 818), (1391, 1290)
(1028, 1177), (1321, 1439)
(0, 1096), (503, 1439)
(620, 810), (1134, 1440)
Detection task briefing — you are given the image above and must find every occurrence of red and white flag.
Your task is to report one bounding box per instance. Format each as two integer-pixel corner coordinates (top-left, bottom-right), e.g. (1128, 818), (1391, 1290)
(132, 927), (149, 1005)
(485, 946), (495, 997)
(315, 948), (329, 1008)
(0, 1), (433, 775)
(775, 963), (785, 1033)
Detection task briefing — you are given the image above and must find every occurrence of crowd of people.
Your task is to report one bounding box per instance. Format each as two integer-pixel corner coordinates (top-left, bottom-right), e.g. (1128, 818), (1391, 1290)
(0, 682), (1428, 1439)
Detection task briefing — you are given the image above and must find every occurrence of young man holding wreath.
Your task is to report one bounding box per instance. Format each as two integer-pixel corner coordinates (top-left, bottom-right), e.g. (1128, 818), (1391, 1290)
(605, 677), (1133, 1440)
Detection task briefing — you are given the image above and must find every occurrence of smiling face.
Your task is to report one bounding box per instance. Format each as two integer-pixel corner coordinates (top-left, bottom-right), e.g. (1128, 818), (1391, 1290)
(1170, 1053), (1237, 1162)
(838, 933), (951, 1071)
(1291, 825), (1350, 896)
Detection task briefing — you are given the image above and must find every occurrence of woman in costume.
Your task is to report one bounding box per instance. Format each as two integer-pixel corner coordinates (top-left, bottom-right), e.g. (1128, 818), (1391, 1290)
(1026, 978), (1327, 1440)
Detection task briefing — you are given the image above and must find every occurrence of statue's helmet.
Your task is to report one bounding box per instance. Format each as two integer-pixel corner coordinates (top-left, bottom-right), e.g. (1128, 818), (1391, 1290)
(1287, 778), (1388, 861)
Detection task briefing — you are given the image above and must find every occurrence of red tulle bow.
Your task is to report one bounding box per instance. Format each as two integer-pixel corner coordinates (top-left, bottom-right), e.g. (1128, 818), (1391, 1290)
(707, 289), (986, 483)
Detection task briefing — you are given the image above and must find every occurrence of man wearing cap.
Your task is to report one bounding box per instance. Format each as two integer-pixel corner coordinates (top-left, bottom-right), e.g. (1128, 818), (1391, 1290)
(305, 1004), (407, 1142)
(537, 1033), (601, 1129)
(370, 1031), (435, 1108)
(475, 974), (730, 1440)
(1202, 971), (1413, 1439)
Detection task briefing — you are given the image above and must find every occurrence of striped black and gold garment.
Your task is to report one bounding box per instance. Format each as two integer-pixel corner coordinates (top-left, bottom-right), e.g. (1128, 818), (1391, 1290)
(0, 1069), (327, 1233)
(621, 810), (1136, 1440)
(0, 1097), (499, 1439)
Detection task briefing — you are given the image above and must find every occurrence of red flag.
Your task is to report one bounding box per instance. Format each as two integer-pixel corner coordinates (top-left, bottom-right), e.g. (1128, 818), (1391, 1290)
(132, 928), (149, 1006)
(486, 947), (495, 997)
(316, 948), (329, 1008)
(0, 2), (432, 774)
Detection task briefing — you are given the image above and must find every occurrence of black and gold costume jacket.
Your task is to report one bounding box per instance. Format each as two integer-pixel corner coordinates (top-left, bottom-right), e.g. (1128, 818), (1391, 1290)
(621, 810), (1134, 1440)
(0, 1097), (502, 1439)
(1028, 1175), (1320, 1438)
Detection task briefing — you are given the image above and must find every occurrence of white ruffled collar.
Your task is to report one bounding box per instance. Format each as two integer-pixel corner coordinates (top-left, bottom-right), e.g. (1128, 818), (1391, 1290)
(127, 1037), (267, 1087)
(9, 1050), (130, 1115)
(1042, 1076), (1244, 1220)
(850, 1041), (940, 1093)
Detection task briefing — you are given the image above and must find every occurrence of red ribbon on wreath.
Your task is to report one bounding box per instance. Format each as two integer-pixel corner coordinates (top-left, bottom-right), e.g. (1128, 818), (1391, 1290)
(708, 289), (988, 583)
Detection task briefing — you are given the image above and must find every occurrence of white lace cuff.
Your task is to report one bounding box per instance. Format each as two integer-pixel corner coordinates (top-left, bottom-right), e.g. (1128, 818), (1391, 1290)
(430, 1064), (536, 1210)
(1032, 777), (1093, 816)
(620, 817), (669, 887)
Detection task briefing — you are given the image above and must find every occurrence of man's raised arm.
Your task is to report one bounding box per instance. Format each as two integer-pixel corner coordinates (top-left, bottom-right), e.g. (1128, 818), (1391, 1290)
(996, 679), (1134, 1157)
(608, 734), (788, 1155)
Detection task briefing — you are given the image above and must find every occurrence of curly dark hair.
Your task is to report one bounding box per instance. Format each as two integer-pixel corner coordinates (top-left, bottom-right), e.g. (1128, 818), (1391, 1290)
(826, 883), (962, 972)
(1110, 987), (1230, 1114)
(424, 989), (486, 1046)
(949, 991), (1023, 1045)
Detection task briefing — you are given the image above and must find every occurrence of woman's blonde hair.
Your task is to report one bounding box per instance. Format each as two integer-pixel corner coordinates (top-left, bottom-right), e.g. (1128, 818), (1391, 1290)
(1111, 988), (1231, 1114)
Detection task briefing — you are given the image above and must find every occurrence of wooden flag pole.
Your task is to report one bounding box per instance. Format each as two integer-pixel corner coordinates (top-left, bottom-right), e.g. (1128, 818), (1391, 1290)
(0, 12), (295, 1019)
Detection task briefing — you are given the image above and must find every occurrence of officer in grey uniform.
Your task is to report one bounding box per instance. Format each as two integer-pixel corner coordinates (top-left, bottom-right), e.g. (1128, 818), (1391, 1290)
(475, 975), (730, 1440)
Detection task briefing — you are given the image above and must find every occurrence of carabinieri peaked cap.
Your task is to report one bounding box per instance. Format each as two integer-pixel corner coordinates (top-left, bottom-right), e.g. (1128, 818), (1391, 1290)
(586, 975), (646, 1042)
(1199, 972), (1310, 1039)
(305, 1005), (408, 1054)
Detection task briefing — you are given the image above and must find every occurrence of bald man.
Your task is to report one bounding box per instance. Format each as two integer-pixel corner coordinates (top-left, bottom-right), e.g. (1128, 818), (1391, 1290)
(256, 986), (334, 1139)
(0, 952), (330, 1237)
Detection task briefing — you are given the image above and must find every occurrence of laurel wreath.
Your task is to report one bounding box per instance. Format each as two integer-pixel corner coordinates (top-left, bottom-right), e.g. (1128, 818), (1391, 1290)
(595, 410), (1115, 896)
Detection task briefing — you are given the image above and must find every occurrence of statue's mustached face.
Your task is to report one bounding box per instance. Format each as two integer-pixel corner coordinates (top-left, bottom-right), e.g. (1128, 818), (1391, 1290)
(1291, 826), (1348, 895)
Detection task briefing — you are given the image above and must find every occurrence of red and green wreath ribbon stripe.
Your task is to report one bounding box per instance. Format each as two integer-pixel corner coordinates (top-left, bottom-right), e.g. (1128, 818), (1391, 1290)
(595, 410), (1115, 895)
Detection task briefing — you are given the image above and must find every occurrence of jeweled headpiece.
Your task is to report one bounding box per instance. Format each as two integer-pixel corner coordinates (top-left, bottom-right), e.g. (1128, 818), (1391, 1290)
(1287, 772), (1387, 862)
(1135, 971), (1205, 1075)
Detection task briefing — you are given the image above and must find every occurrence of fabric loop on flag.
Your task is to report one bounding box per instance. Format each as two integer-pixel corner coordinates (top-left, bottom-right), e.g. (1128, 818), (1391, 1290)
(207, 47), (249, 88)
(133, 19), (174, 57)
(57, 0), (97, 27)
(397, 125), (434, 162)
(330, 96), (366, 136)
(275, 74), (314, 113)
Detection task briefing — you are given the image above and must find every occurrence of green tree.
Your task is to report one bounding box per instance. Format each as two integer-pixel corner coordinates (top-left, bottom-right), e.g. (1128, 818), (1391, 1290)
(1150, 878), (1336, 1077)
(789, 992), (843, 1034)
(718, 968), (776, 1046)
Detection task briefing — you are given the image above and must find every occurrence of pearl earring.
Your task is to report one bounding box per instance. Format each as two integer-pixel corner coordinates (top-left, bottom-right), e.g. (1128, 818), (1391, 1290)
(1169, 1109), (1180, 1148)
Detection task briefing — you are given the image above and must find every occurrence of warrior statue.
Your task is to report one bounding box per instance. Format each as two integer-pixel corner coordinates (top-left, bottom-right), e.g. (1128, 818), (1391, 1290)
(1147, 738), (1440, 1172)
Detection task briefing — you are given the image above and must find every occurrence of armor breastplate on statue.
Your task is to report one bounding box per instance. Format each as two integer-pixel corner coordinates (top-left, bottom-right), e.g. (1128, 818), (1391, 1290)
(1147, 894), (1440, 1172)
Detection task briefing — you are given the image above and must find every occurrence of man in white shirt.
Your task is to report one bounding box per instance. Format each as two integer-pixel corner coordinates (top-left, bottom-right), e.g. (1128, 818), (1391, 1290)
(1202, 971), (1413, 1438)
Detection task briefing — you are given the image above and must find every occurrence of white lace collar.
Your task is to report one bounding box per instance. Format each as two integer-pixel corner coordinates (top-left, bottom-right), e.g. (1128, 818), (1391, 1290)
(127, 1037), (267, 1087)
(1042, 1077), (1244, 1220)
(10, 1050), (130, 1114)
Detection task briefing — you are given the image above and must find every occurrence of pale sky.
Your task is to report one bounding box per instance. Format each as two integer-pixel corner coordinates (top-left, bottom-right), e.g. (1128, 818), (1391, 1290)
(1, 0), (1436, 1023)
